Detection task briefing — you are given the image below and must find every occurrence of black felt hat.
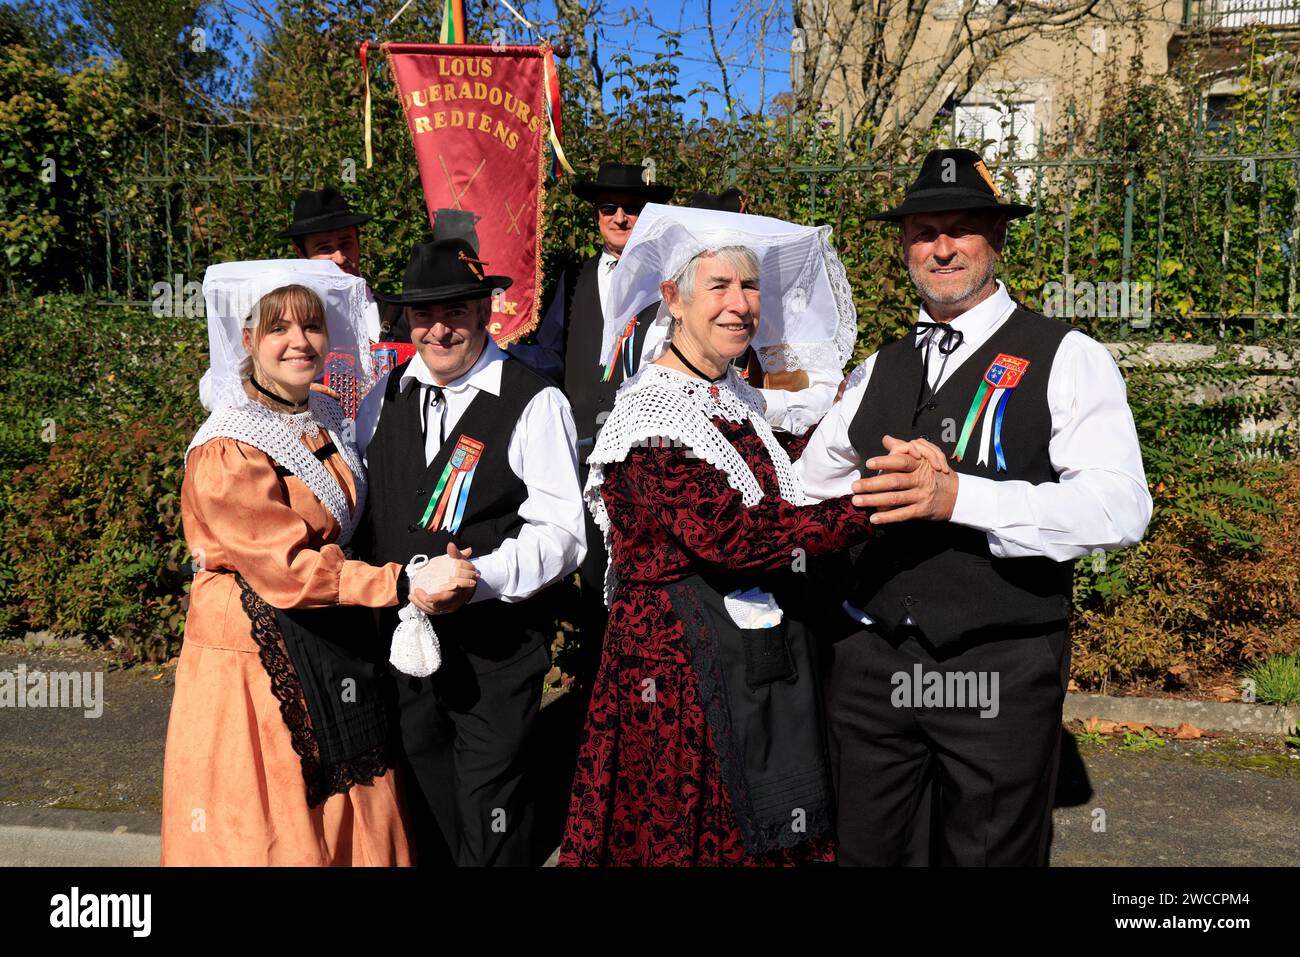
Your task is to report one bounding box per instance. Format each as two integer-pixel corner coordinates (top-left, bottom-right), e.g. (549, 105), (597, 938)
(277, 187), (374, 239)
(572, 162), (675, 204)
(384, 238), (512, 307)
(868, 149), (1033, 222)
(689, 187), (746, 213)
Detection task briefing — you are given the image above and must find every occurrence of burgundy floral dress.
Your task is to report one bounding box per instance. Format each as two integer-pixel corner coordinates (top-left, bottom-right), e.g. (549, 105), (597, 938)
(558, 370), (873, 867)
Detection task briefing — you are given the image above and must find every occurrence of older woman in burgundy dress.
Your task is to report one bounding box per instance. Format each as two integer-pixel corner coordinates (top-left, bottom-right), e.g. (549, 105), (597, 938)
(559, 207), (941, 865)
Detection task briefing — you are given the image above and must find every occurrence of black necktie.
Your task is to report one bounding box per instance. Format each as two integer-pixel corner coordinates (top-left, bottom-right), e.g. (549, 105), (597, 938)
(421, 384), (446, 448)
(912, 321), (964, 421)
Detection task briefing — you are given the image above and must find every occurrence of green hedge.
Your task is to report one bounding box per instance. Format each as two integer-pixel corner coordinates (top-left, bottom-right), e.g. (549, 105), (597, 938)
(0, 295), (204, 659)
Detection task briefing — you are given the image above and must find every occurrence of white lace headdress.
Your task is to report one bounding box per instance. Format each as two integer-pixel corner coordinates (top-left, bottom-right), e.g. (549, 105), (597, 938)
(185, 260), (374, 546)
(601, 203), (858, 376)
(200, 259), (374, 413)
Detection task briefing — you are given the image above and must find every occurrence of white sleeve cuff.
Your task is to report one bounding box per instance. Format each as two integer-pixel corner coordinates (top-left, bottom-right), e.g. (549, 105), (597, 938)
(467, 555), (502, 603)
(950, 472), (1001, 552)
(758, 386), (785, 423)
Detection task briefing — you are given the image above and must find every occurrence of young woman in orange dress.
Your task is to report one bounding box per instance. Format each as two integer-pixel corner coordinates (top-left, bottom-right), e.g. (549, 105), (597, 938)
(161, 261), (476, 866)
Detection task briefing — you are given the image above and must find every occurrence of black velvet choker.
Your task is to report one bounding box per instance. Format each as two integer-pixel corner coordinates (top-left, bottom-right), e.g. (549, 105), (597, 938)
(250, 375), (310, 411)
(669, 343), (728, 383)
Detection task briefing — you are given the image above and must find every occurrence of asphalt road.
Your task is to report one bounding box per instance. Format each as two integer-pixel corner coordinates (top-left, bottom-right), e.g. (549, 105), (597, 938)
(2, 646), (1297, 867)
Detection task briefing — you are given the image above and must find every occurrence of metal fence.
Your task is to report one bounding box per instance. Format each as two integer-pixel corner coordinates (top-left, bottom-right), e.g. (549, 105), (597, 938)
(733, 94), (1300, 339)
(1187, 0), (1300, 28)
(94, 98), (1299, 340)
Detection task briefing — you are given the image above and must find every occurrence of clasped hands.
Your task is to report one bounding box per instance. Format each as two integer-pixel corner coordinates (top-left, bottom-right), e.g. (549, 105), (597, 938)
(408, 542), (479, 616)
(851, 434), (957, 525)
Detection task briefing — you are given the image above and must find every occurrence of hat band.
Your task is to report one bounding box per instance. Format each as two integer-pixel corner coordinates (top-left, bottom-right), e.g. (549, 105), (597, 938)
(903, 185), (1004, 202)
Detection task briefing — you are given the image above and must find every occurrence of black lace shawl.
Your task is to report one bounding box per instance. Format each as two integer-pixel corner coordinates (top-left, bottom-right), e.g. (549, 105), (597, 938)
(236, 574), (396, 808)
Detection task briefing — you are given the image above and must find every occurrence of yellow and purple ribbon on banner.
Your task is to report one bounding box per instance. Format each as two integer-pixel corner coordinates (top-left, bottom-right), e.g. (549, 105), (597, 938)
(419, 435), (485, 534)
(953, 353), (1030, 471)
(600, 316), (639, 383)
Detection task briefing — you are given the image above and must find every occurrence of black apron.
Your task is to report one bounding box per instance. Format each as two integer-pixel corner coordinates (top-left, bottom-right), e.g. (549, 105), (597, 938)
(664, 571), (835, 855)
(235, 575), (396, 808)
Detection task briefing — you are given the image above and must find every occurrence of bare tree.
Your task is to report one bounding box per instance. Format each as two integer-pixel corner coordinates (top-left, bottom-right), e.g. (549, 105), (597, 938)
(792, 0), (1112, 140)
(556, 0), (608, 123)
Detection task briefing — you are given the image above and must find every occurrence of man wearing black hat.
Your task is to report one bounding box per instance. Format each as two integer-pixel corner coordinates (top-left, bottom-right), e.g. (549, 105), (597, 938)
(508, 162), (674, 697)
(794, 148), (1153, 865)
(353, 238), (586, 866)
(278, 186), (412, 343)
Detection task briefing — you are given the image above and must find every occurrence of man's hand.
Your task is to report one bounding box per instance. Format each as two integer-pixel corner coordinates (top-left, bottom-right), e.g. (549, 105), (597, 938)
(851, 434), (958, 524)
(409, 542), (478, 615)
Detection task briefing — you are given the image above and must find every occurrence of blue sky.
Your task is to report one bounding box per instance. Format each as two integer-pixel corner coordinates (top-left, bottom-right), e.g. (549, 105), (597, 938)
(9, 0), (796, 115)
(342, 0), (798, 116)
(244, 0), (794, 117)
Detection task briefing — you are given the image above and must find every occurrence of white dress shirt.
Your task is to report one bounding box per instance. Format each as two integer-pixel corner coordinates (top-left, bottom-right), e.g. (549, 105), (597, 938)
(363, 285), (382, 341)
(795, 281), (1153, 562)
(355, 338), (586, 603)
(596, 249), (619, 316)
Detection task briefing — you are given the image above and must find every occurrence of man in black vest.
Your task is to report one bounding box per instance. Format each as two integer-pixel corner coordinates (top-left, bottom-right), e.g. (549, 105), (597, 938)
(795, 149), (1153, 865)
(354, 238), (586, 866)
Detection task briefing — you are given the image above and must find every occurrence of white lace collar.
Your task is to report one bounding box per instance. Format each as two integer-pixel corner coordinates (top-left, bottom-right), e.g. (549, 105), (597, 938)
(185, 393), (367, 546)
(584, 362), (808, 604)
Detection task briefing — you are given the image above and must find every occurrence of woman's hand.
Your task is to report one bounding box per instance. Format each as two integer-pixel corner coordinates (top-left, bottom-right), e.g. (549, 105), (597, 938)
(409, 542), (478, 616)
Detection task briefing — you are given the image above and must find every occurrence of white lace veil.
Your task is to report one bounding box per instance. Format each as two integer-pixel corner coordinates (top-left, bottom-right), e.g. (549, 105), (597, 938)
(200, 260), (374, 414)
(602, 204), (858, 376)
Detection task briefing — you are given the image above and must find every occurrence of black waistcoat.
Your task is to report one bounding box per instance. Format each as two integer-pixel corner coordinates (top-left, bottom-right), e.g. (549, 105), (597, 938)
(846, 305), (1075, 649)
(361, 353), (553, 655)
(562, 255), (658, 462)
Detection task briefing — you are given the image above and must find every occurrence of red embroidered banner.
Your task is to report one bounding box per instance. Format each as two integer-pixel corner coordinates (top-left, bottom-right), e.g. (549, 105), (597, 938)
(383, 42), (550, 344)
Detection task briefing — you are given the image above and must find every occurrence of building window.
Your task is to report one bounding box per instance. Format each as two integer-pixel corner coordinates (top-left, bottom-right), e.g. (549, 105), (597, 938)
(953, 99), (1039, 193)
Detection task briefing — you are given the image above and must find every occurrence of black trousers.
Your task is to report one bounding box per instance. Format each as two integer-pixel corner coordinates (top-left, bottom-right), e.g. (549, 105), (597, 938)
(826, 622), (1069, 866)
(393, 633), (551, 867)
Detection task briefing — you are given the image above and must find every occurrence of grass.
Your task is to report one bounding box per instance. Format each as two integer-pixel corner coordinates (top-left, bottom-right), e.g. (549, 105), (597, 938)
(1243, 653), (1300, 706)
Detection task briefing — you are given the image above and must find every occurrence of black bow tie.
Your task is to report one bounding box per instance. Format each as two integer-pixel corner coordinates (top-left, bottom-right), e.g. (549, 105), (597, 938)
(912, 321), (965, 420)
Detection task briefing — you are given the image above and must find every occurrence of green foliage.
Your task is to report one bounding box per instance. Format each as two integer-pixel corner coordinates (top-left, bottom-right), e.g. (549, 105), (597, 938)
(0, 419), (192, 661)
(0, 294), (205, 659)
(0, 294), (206, 472)
(0, 42), (133, 290)
(1244, 653), (1300, 706)
(1120, 728), (1167, 751)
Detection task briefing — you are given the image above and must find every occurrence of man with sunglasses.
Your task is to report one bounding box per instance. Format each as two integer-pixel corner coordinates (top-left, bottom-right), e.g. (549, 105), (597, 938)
(507, 163), (674, 728)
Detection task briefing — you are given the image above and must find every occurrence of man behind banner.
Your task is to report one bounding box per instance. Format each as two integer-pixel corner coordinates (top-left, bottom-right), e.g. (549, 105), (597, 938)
(354, 238), (585, 866)
(279, 186), (409, 343)
(795, 148), (1153, 866)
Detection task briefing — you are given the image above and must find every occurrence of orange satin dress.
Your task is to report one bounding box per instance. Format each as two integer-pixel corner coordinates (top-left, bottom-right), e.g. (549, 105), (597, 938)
(161, 426), (412, 866)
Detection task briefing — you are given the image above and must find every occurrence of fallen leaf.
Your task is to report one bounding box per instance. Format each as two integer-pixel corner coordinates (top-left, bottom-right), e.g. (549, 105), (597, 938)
(1172, 722), (1204, 740)
(1116, 721), (1152, 733)
(152, 672), (164, 681)
(1084, 717), (1119, 734)
(1067, 679), (1080, 693)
